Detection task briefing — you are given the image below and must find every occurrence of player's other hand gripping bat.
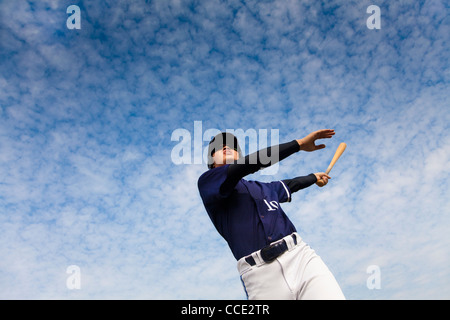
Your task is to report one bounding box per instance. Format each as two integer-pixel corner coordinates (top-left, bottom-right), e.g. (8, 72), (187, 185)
(317, 142), (347, 187)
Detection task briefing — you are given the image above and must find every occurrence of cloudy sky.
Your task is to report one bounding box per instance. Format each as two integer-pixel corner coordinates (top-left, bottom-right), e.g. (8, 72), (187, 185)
(0, 0), (448, 299)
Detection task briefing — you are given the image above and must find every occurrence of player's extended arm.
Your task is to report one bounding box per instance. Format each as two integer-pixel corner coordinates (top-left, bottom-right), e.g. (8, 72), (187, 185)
(219, 129), (334, 196)
(219, 140), (300, 195)
(283, 172), (331, 192)
(282, 174), (317, 192)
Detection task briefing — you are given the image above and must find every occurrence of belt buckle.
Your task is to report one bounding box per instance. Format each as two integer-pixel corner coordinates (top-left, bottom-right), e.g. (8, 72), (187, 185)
(260, 240), (286, 263)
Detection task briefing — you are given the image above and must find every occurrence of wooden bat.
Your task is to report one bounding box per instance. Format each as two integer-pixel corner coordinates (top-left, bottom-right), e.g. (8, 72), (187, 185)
(317, 142), (347, 187)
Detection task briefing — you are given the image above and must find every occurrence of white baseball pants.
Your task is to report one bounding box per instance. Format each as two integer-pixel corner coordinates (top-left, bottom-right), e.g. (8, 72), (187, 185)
(237, 233), (345, 300)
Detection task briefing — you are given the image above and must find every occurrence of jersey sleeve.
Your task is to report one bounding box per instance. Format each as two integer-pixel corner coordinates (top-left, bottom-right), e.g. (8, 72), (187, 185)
(278, 180), (292, 203)
(265, 180), (292, 203)
(197, 165), (233, 204)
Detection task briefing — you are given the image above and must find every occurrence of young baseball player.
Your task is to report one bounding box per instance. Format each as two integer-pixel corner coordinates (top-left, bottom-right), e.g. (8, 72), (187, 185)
(197, 129), (345, 300)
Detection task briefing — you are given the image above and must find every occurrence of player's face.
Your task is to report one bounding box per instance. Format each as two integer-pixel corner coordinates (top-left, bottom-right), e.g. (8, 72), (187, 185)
(212, 145), (239, 168)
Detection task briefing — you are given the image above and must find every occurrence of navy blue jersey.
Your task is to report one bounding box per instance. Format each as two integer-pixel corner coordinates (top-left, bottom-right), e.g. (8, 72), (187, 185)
(198, 165), (297, 260)
(198, 140), (317, 260)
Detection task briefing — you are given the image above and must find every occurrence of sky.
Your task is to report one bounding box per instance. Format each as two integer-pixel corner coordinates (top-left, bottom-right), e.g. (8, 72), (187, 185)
(0, 0), (448, 300)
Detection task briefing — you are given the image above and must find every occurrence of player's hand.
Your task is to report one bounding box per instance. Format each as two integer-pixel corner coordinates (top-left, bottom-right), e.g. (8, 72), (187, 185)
(296, 129), (335, 152)
(314, 172), (331, 186)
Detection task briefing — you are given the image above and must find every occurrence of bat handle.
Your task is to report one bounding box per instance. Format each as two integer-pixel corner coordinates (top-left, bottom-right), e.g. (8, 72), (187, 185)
(316, 168), (331, 187)
(316, 179), (326, 187)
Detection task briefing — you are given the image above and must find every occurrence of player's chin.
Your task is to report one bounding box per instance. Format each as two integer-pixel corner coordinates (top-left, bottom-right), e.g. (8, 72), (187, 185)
(224, 155), (238, 164)
(220, 156), (234, 165)
(213, 157), (234, 167)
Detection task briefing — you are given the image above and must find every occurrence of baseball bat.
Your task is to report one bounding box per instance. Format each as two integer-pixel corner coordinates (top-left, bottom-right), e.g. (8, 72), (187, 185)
(317, 142), (347, 187)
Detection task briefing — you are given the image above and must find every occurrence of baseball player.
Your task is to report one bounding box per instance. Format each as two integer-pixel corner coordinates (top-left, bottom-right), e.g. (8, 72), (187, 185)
(197, 129), (345, 300)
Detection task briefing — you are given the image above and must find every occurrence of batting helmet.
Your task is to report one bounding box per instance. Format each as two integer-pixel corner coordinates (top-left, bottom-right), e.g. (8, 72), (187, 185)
(207, 132), (242, 169)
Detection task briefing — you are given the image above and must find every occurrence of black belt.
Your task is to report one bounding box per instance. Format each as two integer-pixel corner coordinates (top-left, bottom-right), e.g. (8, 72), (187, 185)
(245, 234), (297, 266)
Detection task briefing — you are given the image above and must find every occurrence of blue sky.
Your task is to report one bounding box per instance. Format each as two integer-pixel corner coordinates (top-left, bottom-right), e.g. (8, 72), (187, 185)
(0, 0), (449, 299)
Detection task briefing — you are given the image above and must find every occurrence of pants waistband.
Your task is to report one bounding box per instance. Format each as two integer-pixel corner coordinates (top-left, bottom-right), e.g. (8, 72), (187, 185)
(238, 233), (301, 270)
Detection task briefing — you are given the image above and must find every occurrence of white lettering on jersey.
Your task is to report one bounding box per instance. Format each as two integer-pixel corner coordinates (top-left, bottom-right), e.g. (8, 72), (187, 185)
(263, 199), (279, 211)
